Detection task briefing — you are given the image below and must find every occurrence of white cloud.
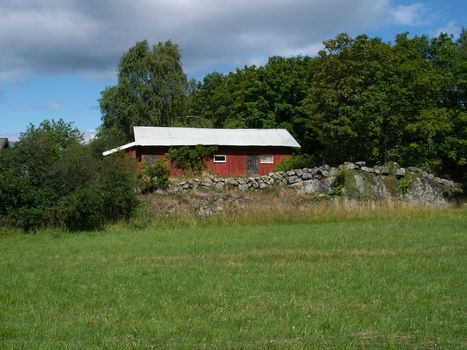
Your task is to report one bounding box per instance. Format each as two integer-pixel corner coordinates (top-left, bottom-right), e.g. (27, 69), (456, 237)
(434, 21), (461, 36)
(0, 0), (426, 79)
(43, 102), (62, 111)
(390, 3), (426, 26)
(83, 129), (96, 142)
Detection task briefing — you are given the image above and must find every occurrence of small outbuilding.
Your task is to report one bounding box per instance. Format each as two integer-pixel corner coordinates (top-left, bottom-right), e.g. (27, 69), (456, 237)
(0, 138), (9, 150)
(103, 127), (300, 177)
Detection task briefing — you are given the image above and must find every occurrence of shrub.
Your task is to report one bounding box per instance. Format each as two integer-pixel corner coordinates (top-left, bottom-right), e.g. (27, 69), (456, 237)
(275, 154), (318, 172)
(167, 145), (218, 174)
(331, 169), (346, 196)
(0, 119), (139, 232)
(399, 174), (416, 195)
(141, 161), (170, 193)
(57, 185), (105, 231)
(331, 168), (361, 197)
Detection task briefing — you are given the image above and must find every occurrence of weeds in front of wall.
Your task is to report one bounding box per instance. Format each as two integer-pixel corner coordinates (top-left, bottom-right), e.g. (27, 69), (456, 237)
(399, 173), (416, 194)
(107, 188), (462, 232)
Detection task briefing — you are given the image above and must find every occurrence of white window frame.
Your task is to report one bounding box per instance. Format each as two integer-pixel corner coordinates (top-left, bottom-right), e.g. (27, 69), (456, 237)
(213, 154), (227, 163)
(259, 154), (274, 164)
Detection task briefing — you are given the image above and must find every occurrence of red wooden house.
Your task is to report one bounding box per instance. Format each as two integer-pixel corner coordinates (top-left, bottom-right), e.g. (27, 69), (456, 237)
(103, 127), (301, 177)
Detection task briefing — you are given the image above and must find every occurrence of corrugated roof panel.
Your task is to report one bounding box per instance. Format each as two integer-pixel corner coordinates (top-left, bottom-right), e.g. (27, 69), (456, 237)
(133, 127), (301, 148)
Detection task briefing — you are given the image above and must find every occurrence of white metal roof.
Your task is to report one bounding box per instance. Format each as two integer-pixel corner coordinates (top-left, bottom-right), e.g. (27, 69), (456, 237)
(103, 127), (300, 156)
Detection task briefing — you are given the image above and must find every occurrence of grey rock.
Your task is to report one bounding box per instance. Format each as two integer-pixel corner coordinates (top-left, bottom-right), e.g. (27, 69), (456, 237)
(407, 167), (423, 175)
(238, 184), (249, 192)
(225, 178), (238, 186)
(361, 166), (374, 173)
(406, 177), (447, 204)
(343, 162), (356, 170)
(301, 172), (313, 180)
(396, 168), (406, 177)
(380, 166), (390, 175)
(295, 169), (304, 176)
(353, 173), (366, 194)
(287, 176), (301, 184)
(438, 179), (455, 187)
(321, 176), (335, 193)
(355, 161), (366, 166)
(292, 179), (320, 193)
(202, 178), (213, 186)
(215, 183), (224, 191)
(287, 170), (296, 176)
(371, 180), (389, 198)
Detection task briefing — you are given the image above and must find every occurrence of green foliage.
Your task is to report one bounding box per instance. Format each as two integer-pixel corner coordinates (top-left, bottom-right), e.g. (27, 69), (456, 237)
(189, 56), (322, 153)
(141, 162), (170, 193)
(274, 154), (318, 172)
(331, 168), (362, 197)
(88, 127), (128, 158)
(399, 174), (416, 195)
(386, 161), (399, 176)
(0, 119), (139, 232)
(167, 145), (218, 174)
(100, 40), (189, 141)
(57, 185), (105, 231)
(304, 32), (466, 181)
(331, 169), (348, 196)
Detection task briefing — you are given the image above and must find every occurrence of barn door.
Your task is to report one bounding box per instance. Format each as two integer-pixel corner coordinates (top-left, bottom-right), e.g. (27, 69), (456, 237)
(246, 155), (259, 176)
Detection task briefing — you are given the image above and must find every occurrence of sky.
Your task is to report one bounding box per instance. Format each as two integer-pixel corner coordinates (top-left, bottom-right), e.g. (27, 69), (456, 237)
(0, 0), (465, 140)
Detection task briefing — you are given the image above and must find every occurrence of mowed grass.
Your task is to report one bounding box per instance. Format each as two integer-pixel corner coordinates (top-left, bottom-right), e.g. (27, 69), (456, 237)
(0, 211), (466, 349)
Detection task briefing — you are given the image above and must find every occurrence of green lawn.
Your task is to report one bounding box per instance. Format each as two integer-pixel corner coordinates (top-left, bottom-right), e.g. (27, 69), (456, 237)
(1, 212), (466, 349)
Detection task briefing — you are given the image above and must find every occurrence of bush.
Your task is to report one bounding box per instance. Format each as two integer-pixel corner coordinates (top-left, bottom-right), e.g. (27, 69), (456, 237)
(141, 161), (170, 193)
(57, 185), (105, 231)
(0, 119), (139, 232)
(167, 145), (218, 174)
(275, 154), (318, 172)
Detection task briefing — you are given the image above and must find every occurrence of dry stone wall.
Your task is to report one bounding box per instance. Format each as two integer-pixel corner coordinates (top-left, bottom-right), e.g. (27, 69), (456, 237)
(168, 162), (462, 204)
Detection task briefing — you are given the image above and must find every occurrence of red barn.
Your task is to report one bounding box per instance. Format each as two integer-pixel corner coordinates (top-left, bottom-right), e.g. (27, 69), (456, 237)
(103, 127), (301, 177)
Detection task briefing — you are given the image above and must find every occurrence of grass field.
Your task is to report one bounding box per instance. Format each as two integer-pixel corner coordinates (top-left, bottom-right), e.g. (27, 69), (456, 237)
(1, 210), (466, 349)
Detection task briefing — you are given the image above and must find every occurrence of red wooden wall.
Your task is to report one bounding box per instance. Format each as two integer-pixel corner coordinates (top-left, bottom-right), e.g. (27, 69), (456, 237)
(132, 146), (293, 177)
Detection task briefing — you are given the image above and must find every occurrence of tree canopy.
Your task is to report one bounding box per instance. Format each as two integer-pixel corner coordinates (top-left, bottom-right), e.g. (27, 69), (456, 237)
(100, 40), (189, 141)
(97, 31), (466, 182)
(304, 31), (466, 179)
(189, 31), (466, 181)
(189, 56), (321, 153)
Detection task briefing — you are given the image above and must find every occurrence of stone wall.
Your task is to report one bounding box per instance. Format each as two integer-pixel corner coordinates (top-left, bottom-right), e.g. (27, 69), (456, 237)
(168, 162), (463, 203)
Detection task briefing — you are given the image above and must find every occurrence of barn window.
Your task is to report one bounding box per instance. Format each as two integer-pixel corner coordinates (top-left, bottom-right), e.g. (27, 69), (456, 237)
(259, 155), (274, 164)
(143, 155), (156, 163)
(213, 155), (226, 163)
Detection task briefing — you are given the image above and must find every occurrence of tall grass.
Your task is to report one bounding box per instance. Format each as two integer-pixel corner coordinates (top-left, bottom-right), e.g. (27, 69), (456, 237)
(114, 189), (463, 232)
